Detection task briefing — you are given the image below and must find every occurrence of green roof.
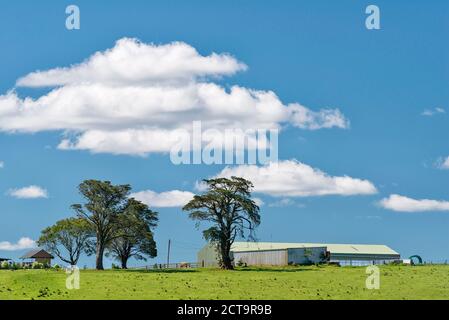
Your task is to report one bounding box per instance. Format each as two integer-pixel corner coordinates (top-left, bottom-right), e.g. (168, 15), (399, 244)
(231, 242), (399, 256)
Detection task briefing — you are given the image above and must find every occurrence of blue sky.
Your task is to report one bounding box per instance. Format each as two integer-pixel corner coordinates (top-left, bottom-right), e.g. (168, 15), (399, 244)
(0, 0), (448, 267)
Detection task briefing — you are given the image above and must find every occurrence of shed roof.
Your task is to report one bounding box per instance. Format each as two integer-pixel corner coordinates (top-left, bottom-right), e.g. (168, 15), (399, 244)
(20, 249), (54, 259)
(231, 242), (399, 256)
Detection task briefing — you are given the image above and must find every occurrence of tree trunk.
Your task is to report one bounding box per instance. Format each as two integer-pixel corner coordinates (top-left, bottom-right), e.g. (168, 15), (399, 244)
(96, 242), (105, 270)
(220, 240), (233, 270)
(121, 256), (128, 269)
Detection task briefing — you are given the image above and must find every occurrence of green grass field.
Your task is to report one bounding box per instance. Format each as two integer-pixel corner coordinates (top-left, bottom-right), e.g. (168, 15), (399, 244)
(0, 265), (448, 300)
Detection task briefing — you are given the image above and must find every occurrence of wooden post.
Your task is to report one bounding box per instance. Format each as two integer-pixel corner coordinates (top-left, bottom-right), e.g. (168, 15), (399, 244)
(167, 239), (171, 268)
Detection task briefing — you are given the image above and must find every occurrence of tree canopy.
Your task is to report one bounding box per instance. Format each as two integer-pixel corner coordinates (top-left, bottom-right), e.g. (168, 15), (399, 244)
(183, 177), (260, 269)
(38, 217), (94, 266)
(107, 198), (158, 269)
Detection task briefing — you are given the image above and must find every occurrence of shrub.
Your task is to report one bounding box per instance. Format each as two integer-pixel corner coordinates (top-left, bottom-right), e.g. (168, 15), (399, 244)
(32, 262), (44, 269)
(12, 262), (21, 270)
(53, 264), (61, 270)
(111, 263), (120, 269)
(1, 261), (9, 269)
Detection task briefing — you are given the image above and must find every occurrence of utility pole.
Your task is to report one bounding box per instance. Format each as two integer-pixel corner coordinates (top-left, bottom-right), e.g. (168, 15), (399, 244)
(167, 239), (171, 268)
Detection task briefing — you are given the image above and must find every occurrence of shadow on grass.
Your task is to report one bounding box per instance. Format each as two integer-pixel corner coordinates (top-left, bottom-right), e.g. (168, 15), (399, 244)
(105, 266), (327, 273)
(116, 268), (199, 274)
(234, 267), (319, 273)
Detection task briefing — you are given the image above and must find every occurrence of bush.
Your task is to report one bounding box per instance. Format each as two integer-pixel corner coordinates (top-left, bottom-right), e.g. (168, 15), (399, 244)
(111, 263), (120, 269)
(12, 262), (21, 270)
(53, 264), (61, 270)
(32, 262), (44, 269)
(1, 261), (9, 269)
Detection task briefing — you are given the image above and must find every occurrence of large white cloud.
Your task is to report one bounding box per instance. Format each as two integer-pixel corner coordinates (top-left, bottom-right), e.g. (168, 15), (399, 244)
(213, 160), (377, 197)
(8, 185), (48, 199)
(0, 237), (36, 251)
(16, 38), (247, 87)
(131, 189), (194, 208)
(0, 38), (349, 156)
(379, 194), (449, 212)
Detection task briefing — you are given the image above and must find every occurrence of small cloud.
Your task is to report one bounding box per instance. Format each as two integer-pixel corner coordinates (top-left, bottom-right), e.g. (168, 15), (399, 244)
(130, 189), (195, 208)
(0, 161), (4, 168)
(253, 197), (265, 207)
(435, 156), (449, 170)
(421, 108), (445, 116)
(0, 237), (36, 251)
(194, 180), (209, 192)
(8, 185), (48, 199)
(379, 194), (449, 212)
(269, 198), (304, 208)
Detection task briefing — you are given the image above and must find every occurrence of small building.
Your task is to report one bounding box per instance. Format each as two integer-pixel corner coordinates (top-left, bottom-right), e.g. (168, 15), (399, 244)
(0, 258), (11, 263)
(198, 242), (400, 267)
(20, 249), (54, 266)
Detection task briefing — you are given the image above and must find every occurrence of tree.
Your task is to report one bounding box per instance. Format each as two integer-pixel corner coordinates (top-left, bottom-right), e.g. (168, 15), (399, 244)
(183, 177), (260, 269)
(107, 198), (158, 269)
(71, 180), (132, 270)
(38, 218), (94, 266)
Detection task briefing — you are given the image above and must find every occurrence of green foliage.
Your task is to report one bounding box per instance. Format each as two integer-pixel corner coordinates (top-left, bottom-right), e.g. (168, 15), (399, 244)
(183, 177), (260, 269)
(31, 262), (44, 269)
(53, 264), (61, 270)
(38, 217), (94, 266)
(107, 198), (158, 269)
(0, 261), (9, 269)
(71, 180), (133, 270)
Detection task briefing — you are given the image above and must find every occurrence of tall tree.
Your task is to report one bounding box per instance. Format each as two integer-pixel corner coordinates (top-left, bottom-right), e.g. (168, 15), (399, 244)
(183, 177), (260, 269)
(71, 180), (131, 270)
(37, 218), (94, 266)
(107, 198), (158, 269)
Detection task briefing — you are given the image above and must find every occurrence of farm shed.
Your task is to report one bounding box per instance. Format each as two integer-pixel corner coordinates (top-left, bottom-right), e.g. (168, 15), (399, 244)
(233, 246), (327, 266)
(20, 249), (54, 265)
(197, 242), (400, 267)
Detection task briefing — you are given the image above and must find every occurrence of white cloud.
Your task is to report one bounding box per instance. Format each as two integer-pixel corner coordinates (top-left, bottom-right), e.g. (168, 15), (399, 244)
(131, 189), (195, 208)
(268, 198), (303, 207)
(421, 107), (445, 116)
(0, 237), (36, 251)
(379, 194), (449, 212)
(17, 38), (247, 87)
(253, 197), (265, 207)
(0, 38), (349, 156)
(436, 156), (449, 170)
(214, 160), (377, 197)
(8, 185), (48, 199)
(0, 161), (3, 168)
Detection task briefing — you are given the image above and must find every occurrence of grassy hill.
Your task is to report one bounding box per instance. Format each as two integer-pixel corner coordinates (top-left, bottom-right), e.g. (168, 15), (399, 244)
(0, 265), (448, 300)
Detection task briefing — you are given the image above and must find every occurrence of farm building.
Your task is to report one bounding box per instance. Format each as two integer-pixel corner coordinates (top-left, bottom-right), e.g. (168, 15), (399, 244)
(20, 249), (54, 266)
(197, 242), (400, 267)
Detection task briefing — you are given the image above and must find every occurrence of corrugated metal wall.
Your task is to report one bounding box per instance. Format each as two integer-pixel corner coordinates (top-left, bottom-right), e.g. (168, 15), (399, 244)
(234, 249), (288, 266)
(197, 244), (221, 267)
(233, 247), (327, 266)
